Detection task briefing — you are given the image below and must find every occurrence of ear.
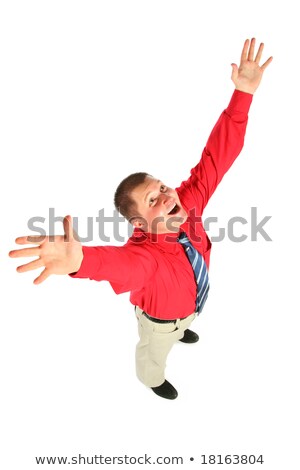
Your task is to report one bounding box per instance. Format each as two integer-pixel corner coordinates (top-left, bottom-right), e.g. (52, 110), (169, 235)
(130, 216), (148, 230)
(132, 218), (145, 229)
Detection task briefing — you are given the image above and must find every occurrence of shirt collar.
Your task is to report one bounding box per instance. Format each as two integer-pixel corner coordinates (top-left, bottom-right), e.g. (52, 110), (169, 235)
(129, 227), (183, 253)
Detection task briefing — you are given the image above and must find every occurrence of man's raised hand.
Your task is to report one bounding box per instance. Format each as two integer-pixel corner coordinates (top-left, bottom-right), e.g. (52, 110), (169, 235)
(231, 38), (273, 94)
(9, 215), (83, 285)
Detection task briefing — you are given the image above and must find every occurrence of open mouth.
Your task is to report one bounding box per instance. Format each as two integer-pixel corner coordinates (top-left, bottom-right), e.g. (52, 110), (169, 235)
(167, 203), (180, 215)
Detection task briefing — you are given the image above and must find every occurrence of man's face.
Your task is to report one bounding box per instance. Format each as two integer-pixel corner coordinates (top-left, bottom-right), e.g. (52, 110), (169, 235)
(130, 176), (188, 233)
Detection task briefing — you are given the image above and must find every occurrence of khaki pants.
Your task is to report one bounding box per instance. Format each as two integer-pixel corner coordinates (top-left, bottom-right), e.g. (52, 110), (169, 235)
(135, 306), (196, 387)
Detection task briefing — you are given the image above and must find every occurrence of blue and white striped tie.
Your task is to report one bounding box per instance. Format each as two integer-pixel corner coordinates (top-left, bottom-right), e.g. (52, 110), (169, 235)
(178, 231), (210, 314)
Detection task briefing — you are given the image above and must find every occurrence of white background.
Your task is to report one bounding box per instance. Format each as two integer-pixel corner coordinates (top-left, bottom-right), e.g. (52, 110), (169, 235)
(1, 1), (299, 469)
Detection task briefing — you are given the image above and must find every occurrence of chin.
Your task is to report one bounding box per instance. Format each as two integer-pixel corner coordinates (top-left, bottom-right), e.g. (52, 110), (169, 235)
(174, 206), (187, 223)
(166, 213), (187, 231)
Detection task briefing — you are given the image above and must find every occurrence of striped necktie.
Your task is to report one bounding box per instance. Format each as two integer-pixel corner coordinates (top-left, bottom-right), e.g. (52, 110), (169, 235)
(178, 231), (210, 314)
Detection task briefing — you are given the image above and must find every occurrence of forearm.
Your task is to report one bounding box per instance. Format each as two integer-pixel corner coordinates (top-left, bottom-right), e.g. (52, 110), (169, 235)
(70, 245), (156, 294)
(205, 89), (253, 182)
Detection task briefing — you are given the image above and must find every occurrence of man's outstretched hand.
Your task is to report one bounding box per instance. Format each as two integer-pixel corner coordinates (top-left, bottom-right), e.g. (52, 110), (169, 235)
(231, 38), (273, 94)
(9, 215), (83, 285)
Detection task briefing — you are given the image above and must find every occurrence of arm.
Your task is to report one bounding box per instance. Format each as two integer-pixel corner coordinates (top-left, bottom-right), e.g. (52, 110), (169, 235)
(70, 244), (157, 294)
(9, 216), (156, 291)
(178, 38), (272, 214)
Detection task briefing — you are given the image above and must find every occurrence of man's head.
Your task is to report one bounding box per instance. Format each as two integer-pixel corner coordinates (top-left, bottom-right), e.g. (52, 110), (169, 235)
(114, 173), (187, 234)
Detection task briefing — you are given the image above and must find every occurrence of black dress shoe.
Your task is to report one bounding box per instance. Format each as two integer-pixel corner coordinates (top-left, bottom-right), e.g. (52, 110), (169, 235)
(151, 380), (178, 400)
(179, 329), (199, 344)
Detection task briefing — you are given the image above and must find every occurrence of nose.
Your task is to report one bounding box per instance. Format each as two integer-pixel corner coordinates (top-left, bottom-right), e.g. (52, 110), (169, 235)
(162, 195), (175, 205)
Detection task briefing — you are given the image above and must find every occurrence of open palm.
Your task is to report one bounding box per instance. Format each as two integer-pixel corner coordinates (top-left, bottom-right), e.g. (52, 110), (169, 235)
(9, 216), (83, 284)
(231, 38), (273, 94)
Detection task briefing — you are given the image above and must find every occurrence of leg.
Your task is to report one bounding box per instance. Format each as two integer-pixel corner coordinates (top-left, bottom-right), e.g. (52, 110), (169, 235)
(135, 307), (195, 387)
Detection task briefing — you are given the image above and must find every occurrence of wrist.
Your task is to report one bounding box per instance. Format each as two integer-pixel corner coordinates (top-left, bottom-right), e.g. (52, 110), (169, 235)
(72, 248), (84, 274)
(235, 86), (255, 95)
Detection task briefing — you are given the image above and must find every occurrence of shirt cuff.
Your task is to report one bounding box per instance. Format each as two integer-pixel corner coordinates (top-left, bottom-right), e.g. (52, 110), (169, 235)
(226, 89), (253, 116)
(69, 246), (101, 279)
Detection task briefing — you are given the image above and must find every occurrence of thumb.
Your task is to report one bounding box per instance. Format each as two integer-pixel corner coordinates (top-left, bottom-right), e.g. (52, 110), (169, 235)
(231, 63), (238, 83)
(63, 215), (79, 242)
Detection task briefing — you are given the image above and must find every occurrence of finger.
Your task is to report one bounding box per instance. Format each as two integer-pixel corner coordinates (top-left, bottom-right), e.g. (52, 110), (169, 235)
(9, 247), (41, 258)
(33, 268), (51, 285)
(241, 39), (249, 62)
(248, 37), (256, 61)
(231, 63), (238, 82)
(15, 235), (46, 245)
(63, 215), (80, 242)
(255, 42), (264, 63)
(261, 56), (273, 71)
(17, 259), (44, 273)
(63, 215), (74, 242)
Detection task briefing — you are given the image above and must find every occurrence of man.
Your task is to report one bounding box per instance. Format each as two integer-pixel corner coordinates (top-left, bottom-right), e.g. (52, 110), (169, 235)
(9, 38), (272, 399)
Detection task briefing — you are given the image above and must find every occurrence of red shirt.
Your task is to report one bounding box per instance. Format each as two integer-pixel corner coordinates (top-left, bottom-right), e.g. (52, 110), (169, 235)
(71, 90), (253, 319)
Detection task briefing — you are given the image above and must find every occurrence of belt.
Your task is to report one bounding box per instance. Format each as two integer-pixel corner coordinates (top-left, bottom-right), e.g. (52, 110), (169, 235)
(142, 311), (188, 324)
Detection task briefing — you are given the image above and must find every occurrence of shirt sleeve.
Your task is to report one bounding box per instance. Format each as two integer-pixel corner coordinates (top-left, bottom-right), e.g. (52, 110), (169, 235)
(69, 244), (157, 294)
(178, 89), (253, 215)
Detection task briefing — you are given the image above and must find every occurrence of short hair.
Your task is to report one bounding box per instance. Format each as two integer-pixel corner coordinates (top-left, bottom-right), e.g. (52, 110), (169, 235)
(114, 172), (152, 222)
